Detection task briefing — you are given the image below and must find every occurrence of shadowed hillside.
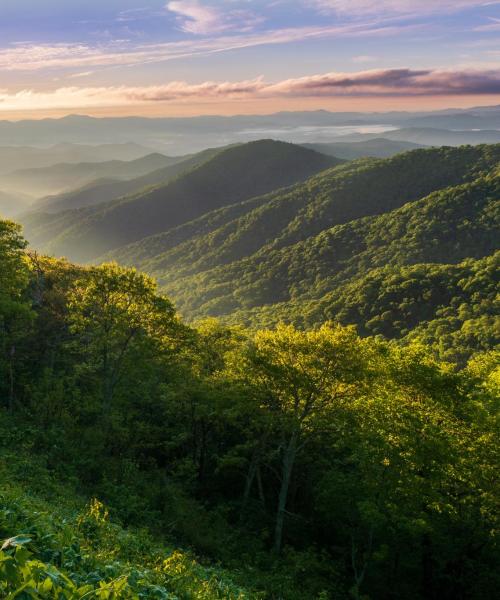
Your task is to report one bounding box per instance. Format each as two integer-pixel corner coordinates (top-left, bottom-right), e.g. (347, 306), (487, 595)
(23, 140), (339, 261)
(0, 152), (174, 197)
(100, 144), (500, 363)
(302, 138), (425, 159)
(34, 146), (225, 213)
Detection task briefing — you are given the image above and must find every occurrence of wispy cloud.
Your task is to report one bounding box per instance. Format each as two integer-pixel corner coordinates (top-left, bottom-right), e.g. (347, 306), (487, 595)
(310, 0), (500, 17)
(1, 67), (498, 112)
(352, 55), (377, 63)
(166, 0), (263, 35)
(117, 7), (152, 23)
(0, 21), (418, 73)
(0, 80), (265, 111)
(68, 71), (95, 79)
(475, 16), (500, 30)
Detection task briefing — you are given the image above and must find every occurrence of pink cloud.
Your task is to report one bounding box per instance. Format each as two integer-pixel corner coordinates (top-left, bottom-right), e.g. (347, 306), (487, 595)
(166, 1), (263, 35)
(124, 77), (266, 101)
(0, 22), (416, 73)
(267, 68), (500, 96)
(0, 67), (499, 112)
(311, 0), (500, 17)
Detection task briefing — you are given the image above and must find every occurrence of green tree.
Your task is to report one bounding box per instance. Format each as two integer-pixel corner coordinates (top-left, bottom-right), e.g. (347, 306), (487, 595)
(0, 219), (32, 410)
(234, 323), (368, 553)
(67, 262), (182, 414)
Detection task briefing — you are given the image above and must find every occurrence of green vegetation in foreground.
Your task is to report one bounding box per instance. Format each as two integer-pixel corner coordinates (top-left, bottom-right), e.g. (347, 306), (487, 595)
(0, 447), (256, 599)
(0, 217), (499, 598)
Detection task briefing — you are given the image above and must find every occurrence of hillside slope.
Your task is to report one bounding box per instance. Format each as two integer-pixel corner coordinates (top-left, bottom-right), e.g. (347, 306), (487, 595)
(3, 215), (498, 600)
(0, 423), (256, 599)
(109, 144), (500, 278)
(106, 145), (500, 361)
(34, 146), (224, 213)
(302, 138), (425, 159)
(1, 152), (173, 196)
(0, 142), (152, 176)
(227, 253), (499, 365)
(24, 140), (339, 262)
(153, 168), (500, 315)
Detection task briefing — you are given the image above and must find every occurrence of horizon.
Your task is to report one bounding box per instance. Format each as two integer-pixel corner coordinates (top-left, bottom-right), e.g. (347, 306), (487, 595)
(1, 1), (500, 119)
(2, 101), (500, 123)
(1, 3), (499, 597)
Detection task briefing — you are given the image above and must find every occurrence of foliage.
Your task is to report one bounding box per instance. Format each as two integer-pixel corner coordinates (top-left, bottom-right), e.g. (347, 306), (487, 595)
(23, 140), (338, 262)
(0, 490), (255, 599)
(1, 139), (499, 600)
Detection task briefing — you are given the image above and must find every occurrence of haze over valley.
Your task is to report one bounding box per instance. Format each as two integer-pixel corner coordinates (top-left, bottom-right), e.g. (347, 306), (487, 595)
(1, 2), (499, 599)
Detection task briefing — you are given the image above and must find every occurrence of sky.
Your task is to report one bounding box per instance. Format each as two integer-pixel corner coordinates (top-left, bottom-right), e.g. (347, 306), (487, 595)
(0, 0), (500, 118)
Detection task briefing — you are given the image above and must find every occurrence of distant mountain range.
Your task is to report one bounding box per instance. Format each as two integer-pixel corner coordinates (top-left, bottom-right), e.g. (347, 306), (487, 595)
(31, 139), (430, 214)
(2, 105), (499, 153)
(0, 153), (174, 197)
(33, 147), (226, 213)
(2, 106), (499, 214)
(0, 142), (152, 176)
(336, 128), (500, 146)
(302, 138), (425, 159)
(18, 140), (500, 363)
(22, 140), (339, 261)
(0, 189), (32, 218)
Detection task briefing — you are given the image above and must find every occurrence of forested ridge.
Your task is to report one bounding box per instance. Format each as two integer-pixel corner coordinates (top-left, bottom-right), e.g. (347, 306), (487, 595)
(22, 140), (338, 262)
(33, 146), (225, 214)
(90, 145), (499, 369)
(1, 201), (499, 598)
(1, 153), (173, 197)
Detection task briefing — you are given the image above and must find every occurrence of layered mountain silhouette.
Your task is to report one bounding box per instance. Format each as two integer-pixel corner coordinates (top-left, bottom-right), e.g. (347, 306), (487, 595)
(1, 153), (174, 197)
(0, 142), (151, 176)
(22, 140), (339, 261)
(302, 138), (425, 159)
(21, 141), (499, 361)
(34, 147), (225, 213)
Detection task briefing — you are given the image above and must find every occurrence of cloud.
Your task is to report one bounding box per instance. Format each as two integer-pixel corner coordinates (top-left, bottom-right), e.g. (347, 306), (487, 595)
(310, 1), (500, 17)
(0, 21), (417, 73)
(475, 16), (500, 30)
(351, 55), (377, 63)
(167, 0), (226, 34)
(0, 67), (499, 112)
(68, 71), (95, 79)
(267, 68), (500, 96)
(117, 7), (152, 23)
(166, 0), (263, 35)
(0, 79), (265, 111)
(123, 77), (266, 101)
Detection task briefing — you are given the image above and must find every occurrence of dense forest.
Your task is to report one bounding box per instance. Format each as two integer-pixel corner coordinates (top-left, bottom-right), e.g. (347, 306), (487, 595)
(22, 140), (338, 262)
(86, 145), (498, 371)
(1, 208), (498, 598)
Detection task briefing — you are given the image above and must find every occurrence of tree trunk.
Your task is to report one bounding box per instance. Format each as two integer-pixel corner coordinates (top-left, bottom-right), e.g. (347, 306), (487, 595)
(274, 429), (299, 553)
(242, 434), (268, 517)
(350, 527), (374, 600)
(241, 451), (259, 515)
(102, 346), (112, 415)
(197, 419), (207, 485)
(8, 345), (15, 412)
(256, 465), (265, 505)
